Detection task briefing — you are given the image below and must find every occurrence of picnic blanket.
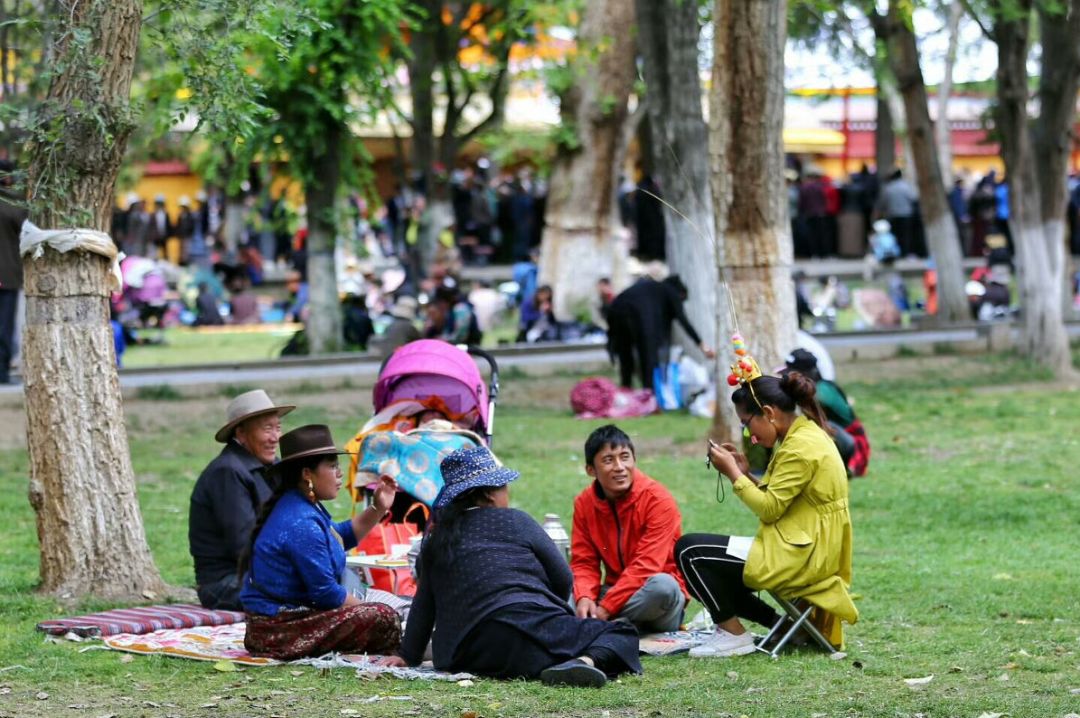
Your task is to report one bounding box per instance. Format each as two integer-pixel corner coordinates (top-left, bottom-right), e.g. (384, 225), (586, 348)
(101, 623), (472, 680)
(36, 603), (244, 638)
(637, 631), (713, 656)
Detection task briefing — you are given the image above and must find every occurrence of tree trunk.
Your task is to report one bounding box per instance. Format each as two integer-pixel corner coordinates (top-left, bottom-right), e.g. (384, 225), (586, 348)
(884, 1), (968, 323)
(22, 0), (165, 599)
(408, 1), (437, 193)
(636, 0), (722, 365)
(540, 0), (636, 318)
(875, 95), (896, 175)
(993, 0), (1071, 377)
(935, 0), (963, 187)
(304, 119), (345, 355)
(1034, 0), (1080, 326)
(710, 0), (796, 440)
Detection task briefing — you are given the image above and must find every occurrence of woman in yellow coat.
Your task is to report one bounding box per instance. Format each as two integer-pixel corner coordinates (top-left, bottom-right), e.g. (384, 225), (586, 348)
(675, 362), (857, 658)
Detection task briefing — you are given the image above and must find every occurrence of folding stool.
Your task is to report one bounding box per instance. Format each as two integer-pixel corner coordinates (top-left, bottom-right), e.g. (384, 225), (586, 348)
(755, 592), (839, 658)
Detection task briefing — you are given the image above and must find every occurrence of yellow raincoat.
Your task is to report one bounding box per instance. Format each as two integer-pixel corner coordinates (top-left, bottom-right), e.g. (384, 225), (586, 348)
(733, 415), (857, 647)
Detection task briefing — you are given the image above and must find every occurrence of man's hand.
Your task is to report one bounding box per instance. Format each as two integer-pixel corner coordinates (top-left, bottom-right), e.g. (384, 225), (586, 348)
(374, 655), (407, 667)
(575, 597), (598, 619)
(594, 605), (611, 621)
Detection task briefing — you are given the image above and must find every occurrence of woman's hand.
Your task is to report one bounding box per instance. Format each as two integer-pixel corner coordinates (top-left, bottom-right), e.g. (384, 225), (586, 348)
(371, 475), (398, 515)
(708, 441), (742, 481)
(375, 655), (408, 668)
(719, 442), (750, 476)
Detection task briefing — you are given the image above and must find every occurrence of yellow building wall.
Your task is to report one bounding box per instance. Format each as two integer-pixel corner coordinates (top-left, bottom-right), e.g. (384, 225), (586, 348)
(816, 154), (1007, 182)
(127, 174), (203, 216)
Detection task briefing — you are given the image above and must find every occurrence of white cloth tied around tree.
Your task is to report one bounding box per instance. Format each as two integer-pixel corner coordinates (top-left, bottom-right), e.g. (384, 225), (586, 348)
(19, 220), (124, 291)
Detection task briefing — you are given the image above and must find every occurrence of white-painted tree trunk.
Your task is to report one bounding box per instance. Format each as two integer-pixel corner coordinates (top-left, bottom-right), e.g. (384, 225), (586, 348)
(22, 0), (166, 599)
(710, 0), (797, 440)
(635, 0), (719, 359)
(935, 0), (963, 187)
(885, 0), (968, 323)
(540, 0), (636, 319)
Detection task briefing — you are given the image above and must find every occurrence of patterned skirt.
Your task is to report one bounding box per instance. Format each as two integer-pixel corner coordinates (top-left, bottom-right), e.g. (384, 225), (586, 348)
(244, 603), (401, 661)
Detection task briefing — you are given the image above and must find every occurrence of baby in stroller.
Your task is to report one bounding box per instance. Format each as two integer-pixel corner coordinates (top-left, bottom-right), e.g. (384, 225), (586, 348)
(344, 340), (501, 593)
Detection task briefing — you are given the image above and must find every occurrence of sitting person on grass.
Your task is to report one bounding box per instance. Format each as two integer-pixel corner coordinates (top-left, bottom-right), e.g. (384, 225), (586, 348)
(189, 389), (294, 610)
(571, 425), (689, 634)
(783, 348), (871, 477)
(675, 342), (857, 658)
(239, 425), (401, 660)
(381, 446), (641, 687)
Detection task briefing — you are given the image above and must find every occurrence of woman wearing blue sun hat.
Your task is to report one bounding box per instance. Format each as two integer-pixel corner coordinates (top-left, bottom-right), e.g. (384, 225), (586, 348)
(380, 445), (641, 687)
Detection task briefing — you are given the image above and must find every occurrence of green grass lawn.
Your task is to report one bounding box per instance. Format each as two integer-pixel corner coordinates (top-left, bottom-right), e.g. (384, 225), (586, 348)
(121, 327), (297, 368)
(1, 355), (1079, 717)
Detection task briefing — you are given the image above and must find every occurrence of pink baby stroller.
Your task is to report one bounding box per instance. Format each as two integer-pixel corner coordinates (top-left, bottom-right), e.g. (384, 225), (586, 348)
(345, 339), (500, 511)
(344, 340), (500, 594)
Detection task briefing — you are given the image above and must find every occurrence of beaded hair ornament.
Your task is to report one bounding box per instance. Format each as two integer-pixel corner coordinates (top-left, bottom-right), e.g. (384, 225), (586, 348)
(725, 333), (763, 409)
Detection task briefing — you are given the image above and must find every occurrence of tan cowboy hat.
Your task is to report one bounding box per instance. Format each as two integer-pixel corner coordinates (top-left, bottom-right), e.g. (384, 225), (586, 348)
(268, 424), (351, 474)
(389, 296), (419, 320)
(215, 389), (295, 443)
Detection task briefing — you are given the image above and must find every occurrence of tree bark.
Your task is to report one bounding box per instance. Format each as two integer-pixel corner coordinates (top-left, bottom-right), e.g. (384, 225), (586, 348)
(408, 0), (437, 193)
(304, 118), (345, 355)
(710, 0), (797, 439)
(22, 0), (166, 599)
(935, 0), (963, 187)
(884, 1), (968, 323)
(875, 95), (896, 175)
(540, 0), (636, 318)
(992, 0), (1077, 376)
(1035, 0), (1080, 323)
(635, 0), (721, 365)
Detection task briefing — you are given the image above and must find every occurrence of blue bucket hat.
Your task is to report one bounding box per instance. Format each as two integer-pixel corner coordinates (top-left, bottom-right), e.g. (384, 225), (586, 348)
(434, 446), (519, 509)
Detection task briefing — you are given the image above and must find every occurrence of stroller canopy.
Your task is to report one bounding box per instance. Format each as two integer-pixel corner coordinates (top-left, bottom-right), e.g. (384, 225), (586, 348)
(373, 340), (490, 433)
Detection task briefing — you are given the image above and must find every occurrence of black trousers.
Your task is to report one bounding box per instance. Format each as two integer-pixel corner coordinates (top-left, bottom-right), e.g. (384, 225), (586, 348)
(675, 533), (780, 628)
(451, 604), (641, 680)
(0, 289), (18, 384)
(607, 310), (655, 390)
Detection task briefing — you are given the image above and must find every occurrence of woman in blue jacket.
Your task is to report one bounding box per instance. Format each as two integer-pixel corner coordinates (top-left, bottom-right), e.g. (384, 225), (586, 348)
(240, 424), (401, 660)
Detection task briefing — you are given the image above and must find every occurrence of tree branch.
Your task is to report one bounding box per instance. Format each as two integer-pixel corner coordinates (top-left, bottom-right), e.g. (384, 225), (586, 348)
(958, 0), (995, 41)
(457, 61), (509, 144)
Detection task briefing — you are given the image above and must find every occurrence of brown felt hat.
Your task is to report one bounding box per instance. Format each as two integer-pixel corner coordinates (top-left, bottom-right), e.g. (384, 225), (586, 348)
(215, 389), (295, 443)
(273, 424), (351, 468)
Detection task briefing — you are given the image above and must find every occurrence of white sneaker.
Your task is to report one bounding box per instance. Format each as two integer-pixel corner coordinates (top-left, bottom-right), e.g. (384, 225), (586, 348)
(688, 628), (757, 658)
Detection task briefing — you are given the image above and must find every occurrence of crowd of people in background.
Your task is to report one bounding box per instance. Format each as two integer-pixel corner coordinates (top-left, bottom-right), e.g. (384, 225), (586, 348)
(5, 153), (1080, 383)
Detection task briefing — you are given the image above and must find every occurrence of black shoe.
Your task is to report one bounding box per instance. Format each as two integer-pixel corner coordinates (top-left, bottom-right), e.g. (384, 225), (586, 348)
(540, 659), (607, 688)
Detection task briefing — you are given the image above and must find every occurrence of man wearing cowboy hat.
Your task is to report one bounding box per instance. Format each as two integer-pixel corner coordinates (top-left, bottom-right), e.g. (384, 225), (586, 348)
(189, 389), (295, 610)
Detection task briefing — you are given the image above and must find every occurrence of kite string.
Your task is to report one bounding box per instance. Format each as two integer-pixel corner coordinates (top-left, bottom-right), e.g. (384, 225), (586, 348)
(632, 185), (741, 339)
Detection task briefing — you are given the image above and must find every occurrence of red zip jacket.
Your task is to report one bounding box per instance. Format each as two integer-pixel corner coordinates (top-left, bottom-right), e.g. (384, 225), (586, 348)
(571, 469), (689, 616)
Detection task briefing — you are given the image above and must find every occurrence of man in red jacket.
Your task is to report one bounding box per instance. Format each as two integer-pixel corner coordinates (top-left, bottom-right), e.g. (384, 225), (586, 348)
(571, 425), (688, 633)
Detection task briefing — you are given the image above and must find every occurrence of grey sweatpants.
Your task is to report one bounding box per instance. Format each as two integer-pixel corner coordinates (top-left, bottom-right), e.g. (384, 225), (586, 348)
(607, 573), (686, 633)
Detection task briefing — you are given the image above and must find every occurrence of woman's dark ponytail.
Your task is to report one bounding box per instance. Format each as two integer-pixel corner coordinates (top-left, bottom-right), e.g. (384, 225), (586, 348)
(779, 371), (829, 431)
(732, 371), (829, 431)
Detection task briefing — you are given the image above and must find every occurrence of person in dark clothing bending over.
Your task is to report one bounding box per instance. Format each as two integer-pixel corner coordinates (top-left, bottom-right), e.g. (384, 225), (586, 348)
(381, 446), (641, 687)
(189, 389), (294, 610)
(605, 274), (714, 389)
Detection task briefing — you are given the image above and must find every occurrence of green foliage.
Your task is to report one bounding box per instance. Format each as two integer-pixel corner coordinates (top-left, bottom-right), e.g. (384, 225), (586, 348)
(475, 128), (559, 172)
(235, 1), (407, 194)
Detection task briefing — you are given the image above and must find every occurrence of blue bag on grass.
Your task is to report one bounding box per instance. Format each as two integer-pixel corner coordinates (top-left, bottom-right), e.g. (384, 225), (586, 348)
(653, 362), (683, 411)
